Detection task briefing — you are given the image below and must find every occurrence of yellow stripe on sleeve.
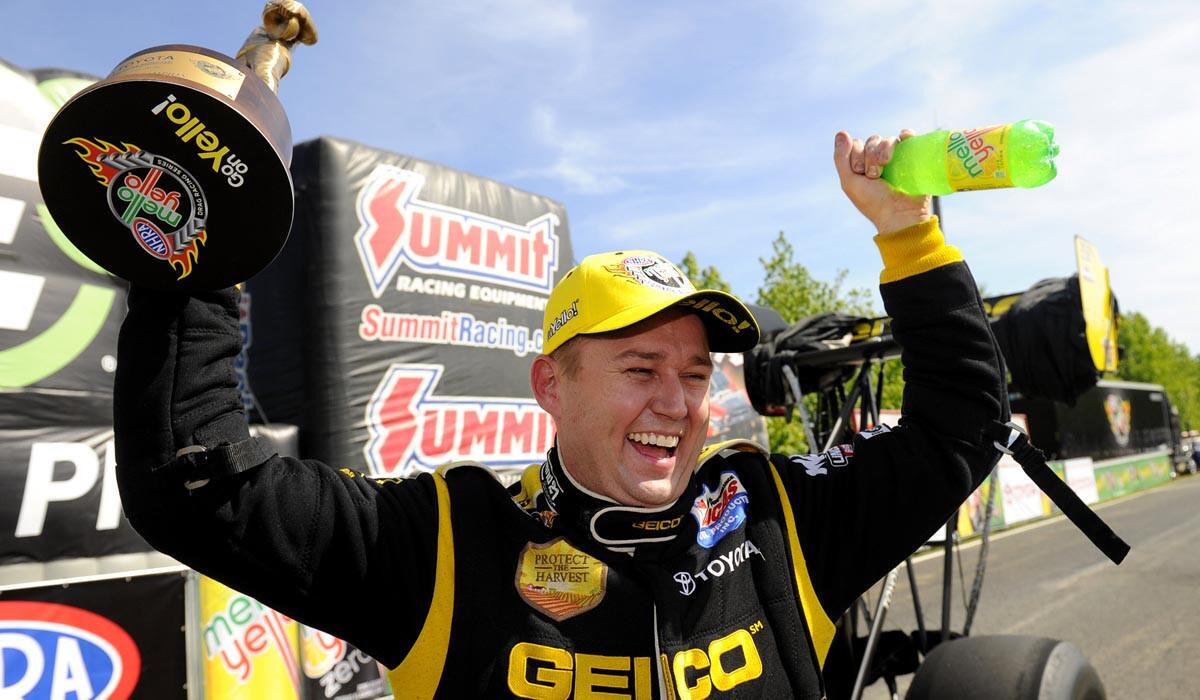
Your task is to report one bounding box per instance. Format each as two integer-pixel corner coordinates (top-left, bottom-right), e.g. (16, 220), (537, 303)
(767, 461), (837, 667)
(873, 216), (964, 284)
(388, 472), (455, 698)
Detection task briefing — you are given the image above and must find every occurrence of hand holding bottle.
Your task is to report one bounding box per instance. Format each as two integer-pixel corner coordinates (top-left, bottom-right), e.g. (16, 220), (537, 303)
(833, 130), (932, 235)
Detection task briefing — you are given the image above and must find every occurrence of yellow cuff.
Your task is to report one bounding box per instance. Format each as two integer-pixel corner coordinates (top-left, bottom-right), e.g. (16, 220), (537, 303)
(873, 216), (964, 284)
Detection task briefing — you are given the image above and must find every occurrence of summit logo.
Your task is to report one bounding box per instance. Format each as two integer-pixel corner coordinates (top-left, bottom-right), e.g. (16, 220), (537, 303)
(354, 165), (560, 298)
(365, 364), (555, 476)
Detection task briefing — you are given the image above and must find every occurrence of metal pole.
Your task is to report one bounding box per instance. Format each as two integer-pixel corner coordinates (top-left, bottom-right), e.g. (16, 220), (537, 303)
(782, 365), (820, 453)
(940, 509), (956, 641)
(851, 568), (899, 700)
(184, 570), (204, 700)
(905, 557), (929, 652)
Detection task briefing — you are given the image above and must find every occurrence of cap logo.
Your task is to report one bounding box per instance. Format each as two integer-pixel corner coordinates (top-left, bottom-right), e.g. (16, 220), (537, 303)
(622, 255), (692, 295)
(546, 299), (579, 341)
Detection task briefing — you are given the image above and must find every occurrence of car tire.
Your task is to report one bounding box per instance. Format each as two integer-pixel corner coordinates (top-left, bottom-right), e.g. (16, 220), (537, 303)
(905, 635), (1104, 700)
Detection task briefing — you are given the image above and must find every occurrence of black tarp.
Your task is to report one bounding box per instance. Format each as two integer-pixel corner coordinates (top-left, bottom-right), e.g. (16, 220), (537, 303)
(990, 275), (1112, 404)
(246, 137), (575, 476)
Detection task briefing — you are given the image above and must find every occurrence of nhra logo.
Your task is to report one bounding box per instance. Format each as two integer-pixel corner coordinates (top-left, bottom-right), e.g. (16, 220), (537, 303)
(0, 601), (140, 699)
(66, 137), (209, 280)
(690, 471), (750, 549)
(354, 165), (559, 298)
(365, 364), (555, 476)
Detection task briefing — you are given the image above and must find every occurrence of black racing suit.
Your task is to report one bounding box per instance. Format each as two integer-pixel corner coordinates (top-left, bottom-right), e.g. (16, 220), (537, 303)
(114, 218), (1005, 698)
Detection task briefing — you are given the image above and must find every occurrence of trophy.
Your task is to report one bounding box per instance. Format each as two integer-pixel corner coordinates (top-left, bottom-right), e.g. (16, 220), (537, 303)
(37, 1), (318, 292)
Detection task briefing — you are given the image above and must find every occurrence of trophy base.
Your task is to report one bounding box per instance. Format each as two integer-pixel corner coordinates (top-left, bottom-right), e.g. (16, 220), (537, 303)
(37, 46), (294, 292)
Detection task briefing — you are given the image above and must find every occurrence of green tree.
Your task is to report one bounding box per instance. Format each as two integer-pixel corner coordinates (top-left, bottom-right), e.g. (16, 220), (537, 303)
(753, 232), (901, 454)
(755, 233), (874, 321)
(679, 251), (732, 292)
(1116, 311), (1200, 430)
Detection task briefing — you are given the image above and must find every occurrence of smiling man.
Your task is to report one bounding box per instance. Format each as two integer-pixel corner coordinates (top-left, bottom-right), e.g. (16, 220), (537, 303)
(114, 130), (1005, 698)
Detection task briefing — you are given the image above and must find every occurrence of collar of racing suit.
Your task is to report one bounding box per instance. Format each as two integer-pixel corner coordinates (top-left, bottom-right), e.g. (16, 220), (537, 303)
(538, 447), (695, 554)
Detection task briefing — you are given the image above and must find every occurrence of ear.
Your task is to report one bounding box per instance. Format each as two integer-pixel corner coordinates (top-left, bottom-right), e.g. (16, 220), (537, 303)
(530, 355), (561, 415)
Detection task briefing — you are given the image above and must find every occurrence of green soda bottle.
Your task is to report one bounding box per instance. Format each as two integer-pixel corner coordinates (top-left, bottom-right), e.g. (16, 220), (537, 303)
(881, 120), (1060, 195)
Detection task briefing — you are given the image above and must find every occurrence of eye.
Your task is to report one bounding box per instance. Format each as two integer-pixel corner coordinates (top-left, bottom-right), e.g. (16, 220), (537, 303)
(627, 367), (654, 377)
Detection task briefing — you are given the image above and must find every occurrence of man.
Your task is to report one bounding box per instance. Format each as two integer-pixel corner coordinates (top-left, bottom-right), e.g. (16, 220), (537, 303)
(114, 130), (1004, 698)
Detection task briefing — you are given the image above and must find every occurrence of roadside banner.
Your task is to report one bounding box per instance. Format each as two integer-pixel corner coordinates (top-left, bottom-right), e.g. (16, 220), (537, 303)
(1062, 457), (1100, 505)
(199, 576), (301, 699)
(997, 462), (1045, 525)
(0, 569), (187, 698)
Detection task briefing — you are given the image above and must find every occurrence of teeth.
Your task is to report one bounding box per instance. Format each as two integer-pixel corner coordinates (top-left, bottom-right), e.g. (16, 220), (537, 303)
(627, 432), (680, 448)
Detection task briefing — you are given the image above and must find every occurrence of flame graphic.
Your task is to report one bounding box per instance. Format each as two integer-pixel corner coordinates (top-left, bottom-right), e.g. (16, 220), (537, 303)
(167, 228), (207, 280)
(65, 137), (141, 187)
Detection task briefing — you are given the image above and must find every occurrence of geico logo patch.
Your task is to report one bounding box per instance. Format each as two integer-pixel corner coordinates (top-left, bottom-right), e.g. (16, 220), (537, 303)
(671, 624), (764, 699)
(632, 516), (683, 531)
(507, 642), (653, 699)
(505, 624), (765, 700)
(673, 540), (764, 596)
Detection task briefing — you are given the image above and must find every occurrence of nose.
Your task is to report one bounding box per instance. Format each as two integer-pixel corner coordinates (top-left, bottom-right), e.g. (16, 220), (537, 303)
(651, 375), (688, 421)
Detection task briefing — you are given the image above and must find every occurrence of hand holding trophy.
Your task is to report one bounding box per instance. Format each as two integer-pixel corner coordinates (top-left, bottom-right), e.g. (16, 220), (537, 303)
(37, 1), (318, 292)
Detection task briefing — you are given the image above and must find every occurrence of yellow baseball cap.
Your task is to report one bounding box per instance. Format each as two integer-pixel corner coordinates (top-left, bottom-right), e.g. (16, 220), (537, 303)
(542, 250), (760, 355)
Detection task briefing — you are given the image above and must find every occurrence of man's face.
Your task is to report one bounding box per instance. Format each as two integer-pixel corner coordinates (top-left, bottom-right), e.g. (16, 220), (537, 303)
(545, 311), (712, 507)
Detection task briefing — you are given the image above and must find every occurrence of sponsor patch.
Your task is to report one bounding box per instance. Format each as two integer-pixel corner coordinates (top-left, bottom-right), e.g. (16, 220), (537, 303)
(516, 538), (608, 621)
(690, 471), (750, 549)
(827, 444), (853, 466)
(791, 444), (856, 477)
(621, 254), (693, 294)
(859, 424), (891, 440)
(539, 461), (563, 504)
(674, 540), (764, 596)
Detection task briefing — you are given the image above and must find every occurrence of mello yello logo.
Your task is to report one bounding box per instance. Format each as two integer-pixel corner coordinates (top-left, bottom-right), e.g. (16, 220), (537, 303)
(0, 601), (141, 699)
(203, 591), (298, 684)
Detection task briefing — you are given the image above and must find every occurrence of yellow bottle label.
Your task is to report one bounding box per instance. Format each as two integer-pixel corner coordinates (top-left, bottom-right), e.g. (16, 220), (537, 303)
(944, 124), (1012, 191)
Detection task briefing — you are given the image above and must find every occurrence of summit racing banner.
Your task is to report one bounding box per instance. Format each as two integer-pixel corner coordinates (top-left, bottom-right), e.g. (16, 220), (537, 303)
(247, 138), (573, 477)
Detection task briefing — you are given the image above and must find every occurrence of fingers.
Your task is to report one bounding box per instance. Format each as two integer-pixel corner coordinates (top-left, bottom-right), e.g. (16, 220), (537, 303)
(834, 129), (914, 186)
(833, 131), (855, 185)
(836, 129), (914, 179)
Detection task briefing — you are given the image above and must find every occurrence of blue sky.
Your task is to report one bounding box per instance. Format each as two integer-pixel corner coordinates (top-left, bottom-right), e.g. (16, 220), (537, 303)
(5, 0), (1199, 351)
